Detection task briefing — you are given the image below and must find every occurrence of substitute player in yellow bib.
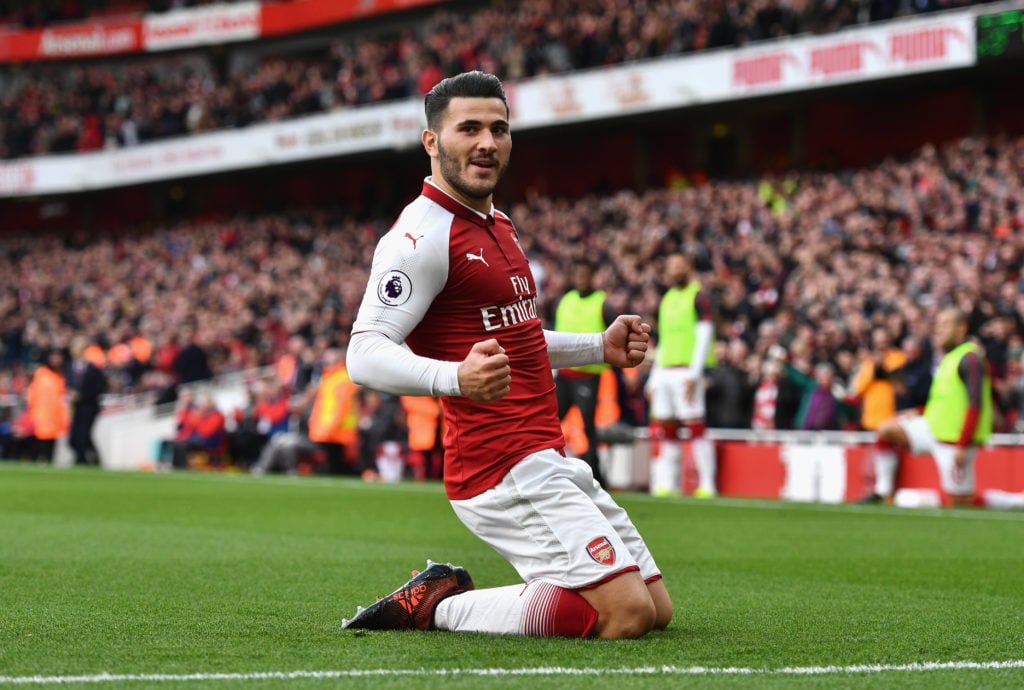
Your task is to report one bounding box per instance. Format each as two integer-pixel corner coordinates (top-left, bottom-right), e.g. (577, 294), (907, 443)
(646, 252), (717, 497)
(554, 261), (613, 488)
(870, 307), (991, 507)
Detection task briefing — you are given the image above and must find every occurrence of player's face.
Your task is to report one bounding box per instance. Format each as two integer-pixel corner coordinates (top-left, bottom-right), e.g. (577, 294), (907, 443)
(572, 264), (594, 292)
(934, 310), (963, 352)
(425, 97), (510, 212)
(666, 254), (690, 285)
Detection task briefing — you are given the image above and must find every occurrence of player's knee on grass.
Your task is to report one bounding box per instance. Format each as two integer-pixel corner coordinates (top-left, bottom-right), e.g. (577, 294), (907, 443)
(584, 575), (657, 639)
(648, 579), (673, 630)
(596, 591), (657, 639)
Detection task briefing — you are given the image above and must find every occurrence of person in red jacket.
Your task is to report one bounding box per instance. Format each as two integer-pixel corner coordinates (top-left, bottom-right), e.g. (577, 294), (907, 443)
(253, 379), (291, 438)
(170, 391), (227, 469)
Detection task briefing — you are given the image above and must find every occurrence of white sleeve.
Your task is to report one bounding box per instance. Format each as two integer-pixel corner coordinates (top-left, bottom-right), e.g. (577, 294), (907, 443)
(544, 329), (604, 369)
(688, 320), (714, 378)
(348, 203), (461, 396)
(348, 332), (462, 396)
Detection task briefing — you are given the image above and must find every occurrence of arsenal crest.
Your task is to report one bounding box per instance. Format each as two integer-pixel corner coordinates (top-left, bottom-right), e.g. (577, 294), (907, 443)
(586, 536), (616, 566)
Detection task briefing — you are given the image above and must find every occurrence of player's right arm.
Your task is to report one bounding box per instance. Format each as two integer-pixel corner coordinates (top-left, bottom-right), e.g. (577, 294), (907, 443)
(347, 217), (511, 402)
(688, 288), (715, 381)
(348, 218), (460, 397)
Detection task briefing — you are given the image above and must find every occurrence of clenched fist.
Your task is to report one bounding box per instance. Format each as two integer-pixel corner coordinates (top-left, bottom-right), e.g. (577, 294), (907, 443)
(458, 339), (512, 402)
(604, 315), (651, 368)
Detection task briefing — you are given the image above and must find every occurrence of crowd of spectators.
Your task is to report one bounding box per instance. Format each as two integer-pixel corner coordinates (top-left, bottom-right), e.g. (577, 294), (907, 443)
(0, 132), (1022, 458)
(0, 0), (998, 159)
(0, 0), (238, 28)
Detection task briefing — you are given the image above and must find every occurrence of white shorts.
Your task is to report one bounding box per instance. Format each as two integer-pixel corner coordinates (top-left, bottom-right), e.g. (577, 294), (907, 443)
(648, 366), (705, 421)
(449, 449), (661, 590)
(898, 415), (977, 496)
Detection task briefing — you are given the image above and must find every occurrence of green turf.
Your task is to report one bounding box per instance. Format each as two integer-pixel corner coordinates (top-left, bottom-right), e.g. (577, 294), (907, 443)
(1, 462), (1023, 689)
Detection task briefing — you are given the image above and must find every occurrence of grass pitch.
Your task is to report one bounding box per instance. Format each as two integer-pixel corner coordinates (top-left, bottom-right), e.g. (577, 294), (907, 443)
(1, 462), (1023, 689)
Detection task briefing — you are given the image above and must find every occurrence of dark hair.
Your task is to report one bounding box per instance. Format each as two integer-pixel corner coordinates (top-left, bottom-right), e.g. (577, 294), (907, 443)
(424, 71), (508, 130)
(945, 306), (970, 328)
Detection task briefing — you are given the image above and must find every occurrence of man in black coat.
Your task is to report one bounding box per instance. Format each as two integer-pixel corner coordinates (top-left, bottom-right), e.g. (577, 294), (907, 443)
(68, 337), (108, 466)
(892, 335), (933, 412)
(706, 339), (756, 429)
(173, 326), (213, 385)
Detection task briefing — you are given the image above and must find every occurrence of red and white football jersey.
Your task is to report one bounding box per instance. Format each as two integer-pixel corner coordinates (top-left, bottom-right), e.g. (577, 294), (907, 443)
(351, 180), (566, 499)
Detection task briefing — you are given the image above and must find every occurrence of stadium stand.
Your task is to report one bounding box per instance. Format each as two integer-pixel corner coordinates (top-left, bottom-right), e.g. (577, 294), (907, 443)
(0, 0), (1001, 159)
(0, 0), (1022, 498)
(0, 1), (239, 28)
(0, 133), (1020, 403)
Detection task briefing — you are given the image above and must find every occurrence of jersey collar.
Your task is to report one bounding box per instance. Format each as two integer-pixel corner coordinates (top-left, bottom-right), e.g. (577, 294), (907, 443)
(422, 178), (495, 225)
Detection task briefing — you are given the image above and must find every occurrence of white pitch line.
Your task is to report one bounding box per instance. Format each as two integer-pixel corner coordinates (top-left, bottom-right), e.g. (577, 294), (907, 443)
(2, 660), (1024, 685)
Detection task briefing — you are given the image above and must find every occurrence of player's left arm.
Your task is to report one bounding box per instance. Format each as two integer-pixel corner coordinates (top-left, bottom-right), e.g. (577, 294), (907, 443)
(544, 330), (603, 369)
(602, 315), (650, 367)
(954, 350), (987, 465)
(544, 315), (650, 369)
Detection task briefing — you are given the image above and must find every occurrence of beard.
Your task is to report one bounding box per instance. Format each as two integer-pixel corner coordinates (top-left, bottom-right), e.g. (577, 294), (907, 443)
(437, 139), (508, 201)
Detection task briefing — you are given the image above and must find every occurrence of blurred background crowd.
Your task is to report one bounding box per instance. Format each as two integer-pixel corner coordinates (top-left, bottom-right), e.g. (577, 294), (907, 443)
(0, 0), (237, 28)
(1, 129), (1023, 470)
(0, 0), (1021, 475)
(0, 0), (996, 159)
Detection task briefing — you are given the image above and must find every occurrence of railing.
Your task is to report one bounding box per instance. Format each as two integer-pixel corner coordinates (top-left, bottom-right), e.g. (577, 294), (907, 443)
(599, 425), (1024, 503)
(51, 365), (276, 469)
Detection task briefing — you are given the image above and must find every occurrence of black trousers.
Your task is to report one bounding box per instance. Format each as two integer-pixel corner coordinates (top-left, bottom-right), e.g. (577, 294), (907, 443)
(32, 438), (56, 463)
(555, 374), (606, 487)
(70, 404), (101, 465)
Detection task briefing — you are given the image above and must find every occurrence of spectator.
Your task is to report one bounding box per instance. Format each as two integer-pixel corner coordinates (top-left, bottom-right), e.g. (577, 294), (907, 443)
(170, 392), (227, 469)
(706, 338), (755, 428)
(276, 334), (310, 395)
(774, 340), (811, 430)
(798, 363), (846, 432)
(553, 260), (614, 487)
(250, 431), (324, 476)
(26, 349), (69, 463)
(306, 347), (359, 475)
(172, 326), (213, 385)
(228, 377), (291, 467)
(892, 335), (933, 412)
(253, 378), (291, 438)
(852, 327), (907, 432)
(67, 335), (108, 466)
(161, 388), (197, 468)
(7, 405), (35, 460)
(751, 358), (781, 431)
(358, 390), (406, 481)
(614, 364), (650, 430)
(998, 350), (1024, 432)
(401, 395), (444, 481)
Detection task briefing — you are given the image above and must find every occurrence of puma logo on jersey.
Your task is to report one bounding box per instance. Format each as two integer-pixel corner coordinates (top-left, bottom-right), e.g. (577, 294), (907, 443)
(466, 248), (489, 266)
(404, 233), (423, 249)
